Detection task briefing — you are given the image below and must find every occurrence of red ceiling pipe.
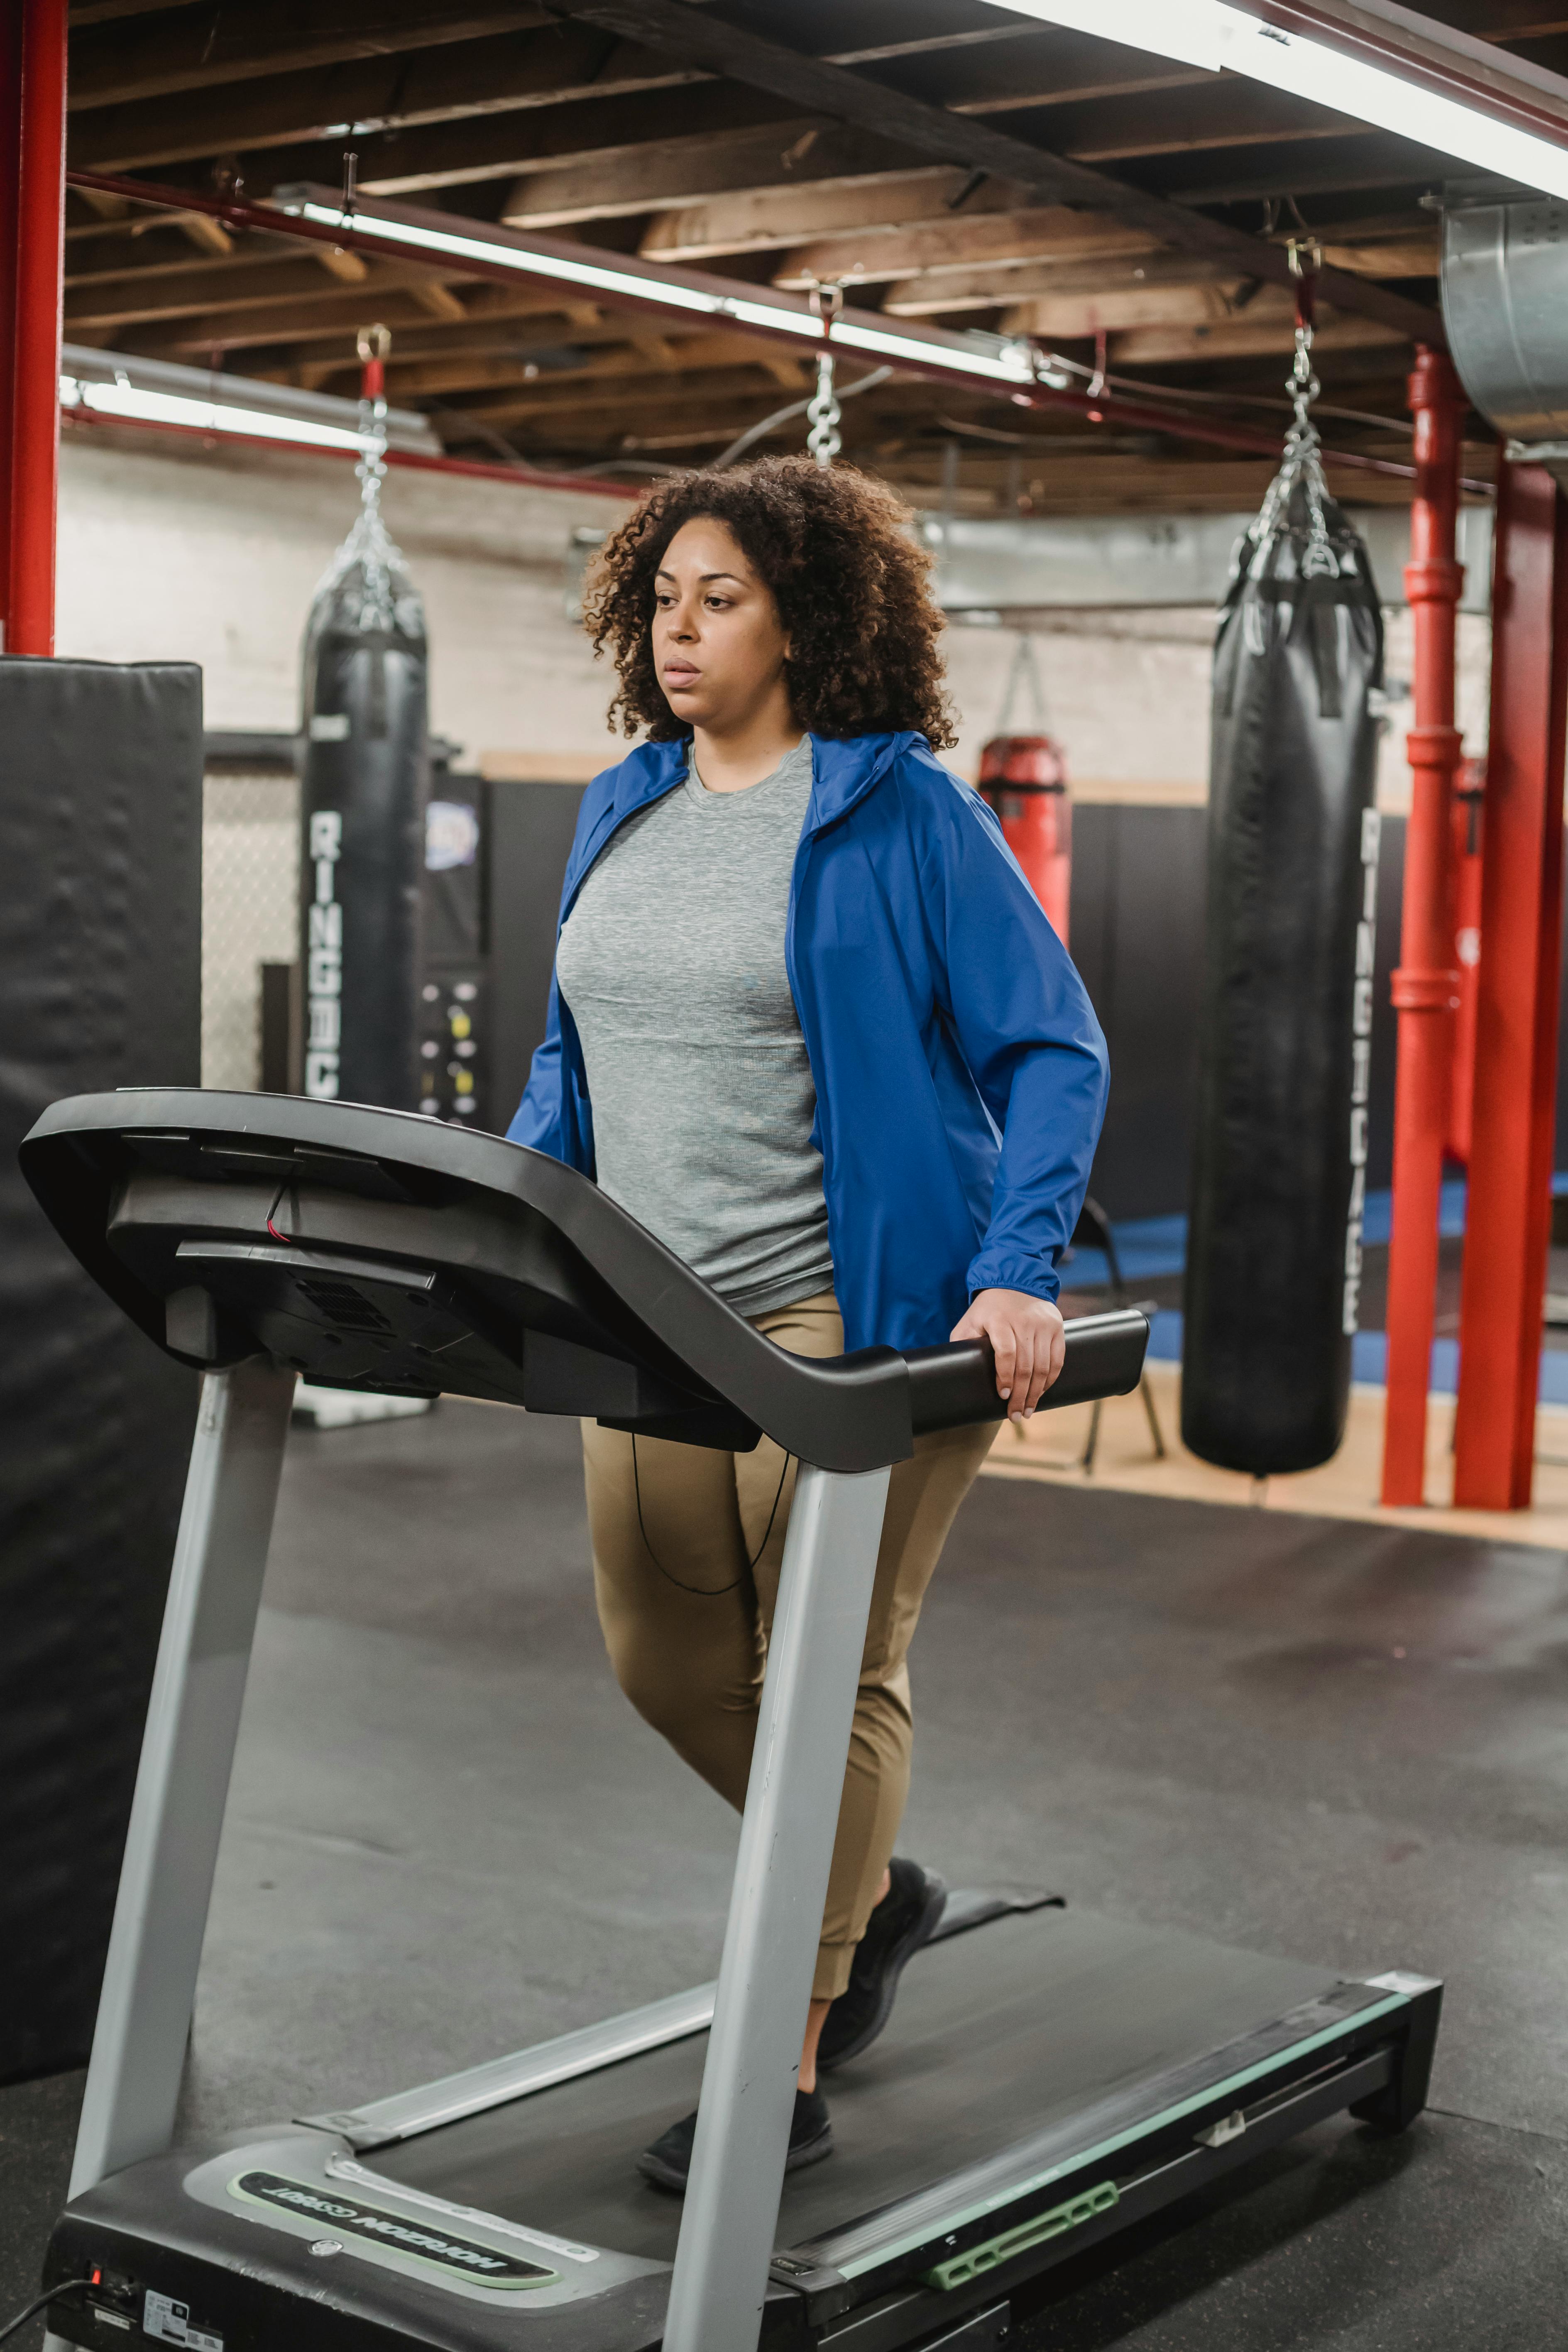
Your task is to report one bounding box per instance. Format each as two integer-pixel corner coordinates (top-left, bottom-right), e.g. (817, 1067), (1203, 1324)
(1380, 346), (1466, 1508)
(1452, 466), (1568, 1509)
(2, 0), (66, 655)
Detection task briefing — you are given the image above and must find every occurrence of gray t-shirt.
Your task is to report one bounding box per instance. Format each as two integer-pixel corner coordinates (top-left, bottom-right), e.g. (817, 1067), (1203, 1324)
(555, 736), (834, 1316)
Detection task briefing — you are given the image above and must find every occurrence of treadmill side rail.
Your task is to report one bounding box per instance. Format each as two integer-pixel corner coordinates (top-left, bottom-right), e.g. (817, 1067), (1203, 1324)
(306, 1980), (720, 2150)
(664, 1463), (893, 2352)
(67, 1361), (296, 2199)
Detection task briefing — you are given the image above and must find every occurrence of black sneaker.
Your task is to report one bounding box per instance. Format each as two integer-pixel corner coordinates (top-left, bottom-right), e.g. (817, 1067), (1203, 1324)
(636, 2086), (832, 2194)
(816, 1858), (947, 2072)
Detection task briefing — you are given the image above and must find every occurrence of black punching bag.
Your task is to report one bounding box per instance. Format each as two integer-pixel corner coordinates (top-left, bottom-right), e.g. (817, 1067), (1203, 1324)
(300, 448), (429, 1110)
(1182, 454), (1385, 1474)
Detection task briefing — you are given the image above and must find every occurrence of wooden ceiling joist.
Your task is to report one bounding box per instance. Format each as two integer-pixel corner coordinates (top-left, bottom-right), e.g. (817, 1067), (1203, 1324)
(66, 25), (699, 175)
(68, 0), (553, 110)
(56, 0), (1491, 509)
(499, 123), (931, 228)
(543, 0), (1445, 343)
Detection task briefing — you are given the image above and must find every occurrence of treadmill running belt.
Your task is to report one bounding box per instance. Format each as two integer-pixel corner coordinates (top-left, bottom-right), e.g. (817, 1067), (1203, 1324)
(370, 1909), (1348, 2267)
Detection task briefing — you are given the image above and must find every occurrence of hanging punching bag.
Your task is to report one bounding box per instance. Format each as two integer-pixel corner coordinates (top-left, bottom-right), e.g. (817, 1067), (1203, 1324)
(1182, 382), (1385, 1475)
(299, 330), (429, 1112)
(978, 734), (1072, 945)
(977, 637), (1072, 942)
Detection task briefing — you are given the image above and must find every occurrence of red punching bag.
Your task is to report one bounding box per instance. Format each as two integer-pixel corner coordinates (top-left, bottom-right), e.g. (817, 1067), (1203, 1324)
(976, 638), (1071, 942)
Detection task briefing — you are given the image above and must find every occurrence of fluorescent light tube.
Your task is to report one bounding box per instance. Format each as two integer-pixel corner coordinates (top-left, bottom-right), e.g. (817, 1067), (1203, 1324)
(986, 1), (1568, 202)
(287, 198), (725, 319)
(833, 320), (1036, 381)
(280, 196), (1047, 386)
(61, 373), (370, 452)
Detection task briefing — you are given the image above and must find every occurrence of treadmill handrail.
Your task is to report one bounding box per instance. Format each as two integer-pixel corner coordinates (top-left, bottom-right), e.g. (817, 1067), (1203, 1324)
(21, 1089), (1149, 1471)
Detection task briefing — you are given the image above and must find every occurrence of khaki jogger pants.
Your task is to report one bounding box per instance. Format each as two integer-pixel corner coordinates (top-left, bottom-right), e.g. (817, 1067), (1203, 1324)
(581, 1290), (996, 2000)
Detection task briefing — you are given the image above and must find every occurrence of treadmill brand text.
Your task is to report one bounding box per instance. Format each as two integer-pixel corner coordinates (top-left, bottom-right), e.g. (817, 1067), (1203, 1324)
(230, 2172), (556, 2288)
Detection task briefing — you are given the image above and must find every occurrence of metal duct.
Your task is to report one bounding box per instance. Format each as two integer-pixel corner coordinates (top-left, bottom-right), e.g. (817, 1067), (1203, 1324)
(1442, 194), (1568, 492)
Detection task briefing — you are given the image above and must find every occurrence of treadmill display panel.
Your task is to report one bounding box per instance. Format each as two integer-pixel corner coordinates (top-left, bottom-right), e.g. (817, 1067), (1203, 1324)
(228, 2171), (558, 2289)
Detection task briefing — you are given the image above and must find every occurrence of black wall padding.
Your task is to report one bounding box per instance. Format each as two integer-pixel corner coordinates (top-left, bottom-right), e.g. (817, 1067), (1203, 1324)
(1183, 487), (1385, 1474)
(0, 658), (202, 2084)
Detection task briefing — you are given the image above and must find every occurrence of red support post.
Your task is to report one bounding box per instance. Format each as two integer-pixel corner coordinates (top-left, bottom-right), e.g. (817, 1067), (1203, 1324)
(0, 0), (67, 656)
(1452, 465), (1568, 1509)
(1381, 347), (1466, 1507)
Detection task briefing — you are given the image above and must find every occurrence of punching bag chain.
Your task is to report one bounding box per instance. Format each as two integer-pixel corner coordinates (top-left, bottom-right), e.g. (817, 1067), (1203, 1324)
(805, 280), (845, 469)
(317, 321), (406, 635)
(1246, 237), (1337, 593)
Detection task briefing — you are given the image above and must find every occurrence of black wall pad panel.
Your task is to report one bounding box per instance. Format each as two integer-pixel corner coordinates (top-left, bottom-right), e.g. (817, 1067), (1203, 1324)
(0, 657), (203, 2085)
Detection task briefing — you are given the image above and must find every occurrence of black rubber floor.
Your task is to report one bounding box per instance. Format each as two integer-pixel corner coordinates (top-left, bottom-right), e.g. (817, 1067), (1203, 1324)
(4, 1400), (1567, 2349)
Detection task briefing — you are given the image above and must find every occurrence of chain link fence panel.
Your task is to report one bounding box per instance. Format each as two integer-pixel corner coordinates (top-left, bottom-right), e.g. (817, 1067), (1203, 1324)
(201, 771), (299, 1091)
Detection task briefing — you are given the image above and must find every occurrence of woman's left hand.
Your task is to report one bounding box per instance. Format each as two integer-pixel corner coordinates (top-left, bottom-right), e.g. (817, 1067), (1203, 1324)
(950, 1288), (1065, 1421)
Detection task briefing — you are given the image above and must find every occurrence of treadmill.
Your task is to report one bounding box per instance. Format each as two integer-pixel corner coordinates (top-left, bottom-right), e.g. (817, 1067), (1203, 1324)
(21, 1090), (1442, 2352)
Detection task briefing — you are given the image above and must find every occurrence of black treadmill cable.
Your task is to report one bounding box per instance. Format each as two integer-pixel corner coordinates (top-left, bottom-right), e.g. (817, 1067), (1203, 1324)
(0, 2281), (94, 2345)
(632, 1435), (790, 1596)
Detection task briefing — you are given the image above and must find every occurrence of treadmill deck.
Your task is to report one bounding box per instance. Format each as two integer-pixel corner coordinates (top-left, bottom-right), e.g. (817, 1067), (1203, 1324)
(47, 1904), (1435, 2352)
(369, 1906), (1368, 2265)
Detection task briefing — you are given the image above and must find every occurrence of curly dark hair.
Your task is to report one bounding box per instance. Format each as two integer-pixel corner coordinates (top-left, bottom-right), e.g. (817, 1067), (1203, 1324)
(583, 455), (956, 750)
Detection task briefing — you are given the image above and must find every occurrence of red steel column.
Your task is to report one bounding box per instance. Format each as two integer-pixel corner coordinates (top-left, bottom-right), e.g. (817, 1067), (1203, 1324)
(1, 0), (67, 656)
(1453, 465), (1568, 1509)
(0, 2), (25, 632)
(1381, 347), (1466, 1506)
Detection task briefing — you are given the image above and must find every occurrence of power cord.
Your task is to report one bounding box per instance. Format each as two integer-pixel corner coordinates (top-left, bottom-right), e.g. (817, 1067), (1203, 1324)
(631, 1435), (790, 1596)
(0, 2280), (94, 2345)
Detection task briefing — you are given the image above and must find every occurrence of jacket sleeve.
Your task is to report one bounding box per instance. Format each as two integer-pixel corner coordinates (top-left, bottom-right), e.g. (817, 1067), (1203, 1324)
(506, 966), (571, 1157)
(920, 760), (1109, 1304)
(504, 783), (606, 1166)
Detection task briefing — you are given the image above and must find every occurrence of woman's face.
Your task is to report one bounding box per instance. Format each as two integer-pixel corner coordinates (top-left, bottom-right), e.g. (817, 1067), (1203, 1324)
(652, 517), (791, 734)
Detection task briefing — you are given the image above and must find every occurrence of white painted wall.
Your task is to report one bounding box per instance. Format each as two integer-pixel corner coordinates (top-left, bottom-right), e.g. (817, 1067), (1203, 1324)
(55, 427), (1490, 804)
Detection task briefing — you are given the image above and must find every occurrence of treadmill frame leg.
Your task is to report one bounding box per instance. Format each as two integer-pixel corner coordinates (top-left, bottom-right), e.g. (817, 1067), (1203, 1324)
(65, 1359), (296, 2200)
(663, 1460), (893, 2352)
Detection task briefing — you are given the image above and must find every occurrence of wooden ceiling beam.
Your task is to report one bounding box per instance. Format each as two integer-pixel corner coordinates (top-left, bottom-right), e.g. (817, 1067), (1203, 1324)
(1102, 306), (1408, 368)
(881, 253), (1236, 319)
(638, 171), (1022, 264)
(161, 78), (805, 201)
(450, 361), (813, 428)
(66, 225), (316, 286)
(68, 25), (697, 174)
(842, 24), (1212, 120)
(69, 0), (207, 25)
(64, 250), (471, 328)
(68, 0), (553, 110)
(543, 0), (1444, 342)
(1152, 134), (1453, 209)
(339, 327), (794, 400)
(773, 208), (1164, 293)
(104, 280), (595, 357)
(500, 123), (928, 228)
(254, 304), (621, 380)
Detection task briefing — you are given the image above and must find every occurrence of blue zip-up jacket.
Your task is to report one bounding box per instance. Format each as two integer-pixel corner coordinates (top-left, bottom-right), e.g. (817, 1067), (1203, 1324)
(508, 730), (1108, 1355)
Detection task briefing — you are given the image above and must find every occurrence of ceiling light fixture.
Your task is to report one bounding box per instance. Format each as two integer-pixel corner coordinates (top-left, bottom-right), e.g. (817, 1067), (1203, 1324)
(59, 343), (442, 458)
(274, 191), (1047, 390)
(982, 1), (1568, 201)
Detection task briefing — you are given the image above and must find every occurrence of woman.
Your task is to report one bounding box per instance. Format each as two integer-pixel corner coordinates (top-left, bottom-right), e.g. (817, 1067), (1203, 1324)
(511, 456), (1107, 2190)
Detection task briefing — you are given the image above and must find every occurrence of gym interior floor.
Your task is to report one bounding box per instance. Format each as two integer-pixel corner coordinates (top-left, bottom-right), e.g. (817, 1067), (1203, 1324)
(4, 1401), (1566, 2349)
